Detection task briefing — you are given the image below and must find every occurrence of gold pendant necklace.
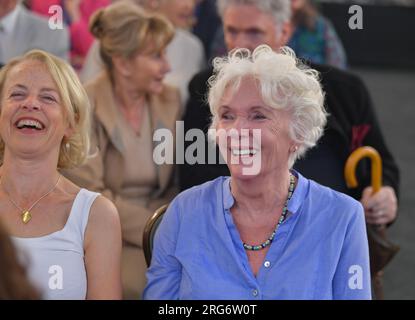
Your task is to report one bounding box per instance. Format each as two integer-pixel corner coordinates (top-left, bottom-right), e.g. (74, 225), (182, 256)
(0, 175), (61, 224)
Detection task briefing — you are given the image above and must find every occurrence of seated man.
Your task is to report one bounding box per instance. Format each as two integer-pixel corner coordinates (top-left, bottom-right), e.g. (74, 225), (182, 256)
(0, 0), (69, 64)
(180, 0), (399, 227)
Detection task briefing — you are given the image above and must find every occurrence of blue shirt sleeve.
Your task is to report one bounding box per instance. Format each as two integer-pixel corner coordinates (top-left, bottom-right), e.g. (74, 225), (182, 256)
(142, 199), (182, 300)
(332, 202), (372, 299)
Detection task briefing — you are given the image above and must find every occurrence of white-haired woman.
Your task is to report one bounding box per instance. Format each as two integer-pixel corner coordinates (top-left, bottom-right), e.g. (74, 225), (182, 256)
(0, 50), (122, 299)
(144, 45), (371, 300)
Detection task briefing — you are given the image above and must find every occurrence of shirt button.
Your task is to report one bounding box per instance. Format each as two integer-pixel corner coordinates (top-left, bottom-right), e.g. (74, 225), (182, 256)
(252, 289), (258, 297)
(264, 261), (271, 268)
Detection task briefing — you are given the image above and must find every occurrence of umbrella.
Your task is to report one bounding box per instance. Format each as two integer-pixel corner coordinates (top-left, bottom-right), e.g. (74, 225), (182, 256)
(345, 146), (399, 300)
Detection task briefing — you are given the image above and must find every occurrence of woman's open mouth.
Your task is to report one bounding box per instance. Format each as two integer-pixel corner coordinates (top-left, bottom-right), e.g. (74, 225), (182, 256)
(230, 148), (258, 157)
(14, 118), (46, 133)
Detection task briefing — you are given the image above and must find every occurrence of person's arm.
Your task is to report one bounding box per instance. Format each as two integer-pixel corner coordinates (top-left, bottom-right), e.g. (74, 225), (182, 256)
(84, 195), (122, 299)
(356, 76), (400, 196)
(142, 199), (182, 300)
(354, 75), (400, 225)
(332, 202), (371, 300)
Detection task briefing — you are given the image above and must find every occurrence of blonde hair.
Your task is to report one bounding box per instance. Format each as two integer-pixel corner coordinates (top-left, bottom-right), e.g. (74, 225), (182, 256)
(89, 1), (174, 73)
(0, 50), (91, 169)
(208, 45), (327, 168)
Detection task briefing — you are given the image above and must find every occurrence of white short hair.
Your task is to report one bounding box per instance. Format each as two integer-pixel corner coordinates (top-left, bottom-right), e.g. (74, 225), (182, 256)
(208, 45), (327, 168)
(217, 0), (291, 27)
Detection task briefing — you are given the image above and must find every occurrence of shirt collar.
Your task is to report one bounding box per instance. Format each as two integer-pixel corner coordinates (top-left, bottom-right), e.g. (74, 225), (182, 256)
(222, 170), (309, 214)
(287, 170), (308, 214)
(0, 4), (20, 35)
(222, 177), (234, 211)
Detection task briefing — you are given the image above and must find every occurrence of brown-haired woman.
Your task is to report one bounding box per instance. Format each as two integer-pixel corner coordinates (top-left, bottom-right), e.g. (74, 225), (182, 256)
(64, 1), (181, 299)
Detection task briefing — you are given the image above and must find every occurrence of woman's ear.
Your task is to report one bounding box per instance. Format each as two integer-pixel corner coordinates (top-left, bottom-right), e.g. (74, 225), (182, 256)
(112, 56), (132, 77)
(64, 125), (75, 141)
(290, 145), (299, 153)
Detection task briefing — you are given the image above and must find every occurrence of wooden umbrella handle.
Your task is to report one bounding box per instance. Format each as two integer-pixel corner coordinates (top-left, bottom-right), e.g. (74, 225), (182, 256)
(344, 146), (382, 194)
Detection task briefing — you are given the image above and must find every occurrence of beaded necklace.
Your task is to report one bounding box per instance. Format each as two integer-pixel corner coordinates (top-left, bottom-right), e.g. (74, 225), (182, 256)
(243, 173), (295, 251)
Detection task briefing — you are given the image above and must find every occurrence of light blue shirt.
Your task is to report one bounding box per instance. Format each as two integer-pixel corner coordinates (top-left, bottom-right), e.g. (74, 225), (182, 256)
(143, 172), (371, 300)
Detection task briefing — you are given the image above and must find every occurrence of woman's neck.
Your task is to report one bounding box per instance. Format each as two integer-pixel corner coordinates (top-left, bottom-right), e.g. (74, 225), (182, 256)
(112, 73), (147, 112)
(0, 151), (60, 204)
(230, 169), (292, 220)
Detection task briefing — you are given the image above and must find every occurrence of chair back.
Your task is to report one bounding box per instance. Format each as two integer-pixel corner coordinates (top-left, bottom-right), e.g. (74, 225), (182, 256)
(143, 204), (168, 267)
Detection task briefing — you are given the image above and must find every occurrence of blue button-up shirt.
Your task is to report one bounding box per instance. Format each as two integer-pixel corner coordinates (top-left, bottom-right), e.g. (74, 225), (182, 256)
(143, 172), (371, 300)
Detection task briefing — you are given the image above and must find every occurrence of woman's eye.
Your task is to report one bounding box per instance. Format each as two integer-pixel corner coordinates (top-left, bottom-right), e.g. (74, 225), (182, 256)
(247, 30), (264, 40)
(151, 52), (162, 59)
(252, 113), (267, 120)
(41, 95), (57, 102)
(220, 113), (233, 120)
(10, 92), (24, 98)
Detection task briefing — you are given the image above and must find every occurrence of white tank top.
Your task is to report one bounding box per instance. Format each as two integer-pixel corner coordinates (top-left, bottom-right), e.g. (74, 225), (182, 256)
(12, 189), (99, 300)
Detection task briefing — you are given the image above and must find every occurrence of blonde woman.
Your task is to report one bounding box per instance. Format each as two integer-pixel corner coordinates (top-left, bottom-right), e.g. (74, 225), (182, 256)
(0, 50), (122, 299)
(64, 2), (181, 298)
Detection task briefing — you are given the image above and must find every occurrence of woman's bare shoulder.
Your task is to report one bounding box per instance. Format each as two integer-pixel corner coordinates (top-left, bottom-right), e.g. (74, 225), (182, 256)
(88, 195), (120, 232)
(61, 176), (119, 227)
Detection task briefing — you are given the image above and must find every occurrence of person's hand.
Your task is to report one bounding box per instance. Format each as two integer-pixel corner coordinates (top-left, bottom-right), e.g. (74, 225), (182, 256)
(360, 186), (397, 225)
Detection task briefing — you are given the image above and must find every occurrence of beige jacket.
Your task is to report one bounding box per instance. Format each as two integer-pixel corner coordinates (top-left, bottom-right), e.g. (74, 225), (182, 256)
(64, 72), (181, 248)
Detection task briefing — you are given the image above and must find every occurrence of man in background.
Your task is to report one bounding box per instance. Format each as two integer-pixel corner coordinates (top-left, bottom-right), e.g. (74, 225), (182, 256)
(0, 0), (69, 64)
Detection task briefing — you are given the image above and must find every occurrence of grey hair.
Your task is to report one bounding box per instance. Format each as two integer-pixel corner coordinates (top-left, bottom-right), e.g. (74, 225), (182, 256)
(217, 0), (291, 27)
(207, 45), (327, 168)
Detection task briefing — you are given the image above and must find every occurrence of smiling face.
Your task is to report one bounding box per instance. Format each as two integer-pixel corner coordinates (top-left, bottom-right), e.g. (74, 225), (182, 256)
(216, 77), (295, 180)
(0, 60), (71, 162)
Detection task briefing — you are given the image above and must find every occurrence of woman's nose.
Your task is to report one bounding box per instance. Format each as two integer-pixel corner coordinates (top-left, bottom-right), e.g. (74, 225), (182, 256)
(22, 96), (41, 111)
(161, 55), (171, 74)
(233, 116), (251, 130)
(228, 117), (253, 141)
(232, 34), (256, 52)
